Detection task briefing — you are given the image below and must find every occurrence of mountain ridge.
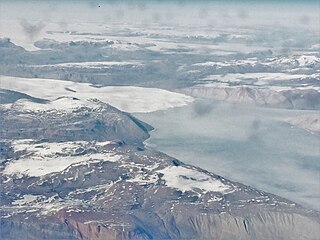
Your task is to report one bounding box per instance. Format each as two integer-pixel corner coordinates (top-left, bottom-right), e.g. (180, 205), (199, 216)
(1, 97), (319, 240)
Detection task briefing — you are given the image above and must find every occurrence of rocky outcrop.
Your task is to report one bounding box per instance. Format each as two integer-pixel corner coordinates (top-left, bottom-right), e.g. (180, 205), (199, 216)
(286, 114), (320, 135)
(0, 216), (79, 240)
(179, 85), (320, 110)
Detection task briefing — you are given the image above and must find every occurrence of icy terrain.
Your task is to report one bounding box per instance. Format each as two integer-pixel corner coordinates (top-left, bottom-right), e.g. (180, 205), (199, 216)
(0, 76), (193, 113)
(1, 97), (319, 240)
(1, 1), (320, 239)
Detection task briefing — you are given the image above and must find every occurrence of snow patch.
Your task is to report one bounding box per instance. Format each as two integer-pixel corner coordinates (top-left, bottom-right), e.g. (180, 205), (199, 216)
(12, 195), (39, 206)
(4, 153), (120, 177)
(157, 166), (232, 193)
(127, 172), (159, 185)
(11, 140), (87, 156)
(4, 140), (121, 177)
(5, 98), (97, 113)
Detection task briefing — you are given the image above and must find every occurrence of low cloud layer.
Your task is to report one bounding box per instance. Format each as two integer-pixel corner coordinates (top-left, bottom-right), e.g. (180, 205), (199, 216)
(19, 19), (45, 40)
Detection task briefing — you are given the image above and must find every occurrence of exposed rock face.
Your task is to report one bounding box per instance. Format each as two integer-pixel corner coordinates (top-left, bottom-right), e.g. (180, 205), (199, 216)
(1, 98), (319, 240)
(1, 217), (79, 240)
(1, 143), (320, 240)
(179, 85), (320, 110)
(286, 114), (320, 135)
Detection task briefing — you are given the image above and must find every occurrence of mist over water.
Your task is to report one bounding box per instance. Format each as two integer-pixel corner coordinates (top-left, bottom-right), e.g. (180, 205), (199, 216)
(0, 1), (319, 238)
(136, 100), (320, 211)
(1, 0), (319, 211)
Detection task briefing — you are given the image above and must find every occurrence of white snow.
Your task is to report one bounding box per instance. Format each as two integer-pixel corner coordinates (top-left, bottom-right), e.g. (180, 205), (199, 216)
(11, 140), (87, 157)
(5, 98), (97, 113)
(295, 55), (320, 67)
(0, 75), (194, 113)
(157, 166), (232, 193)
(12, 194), (39, 206)
(127, 172), (159, 185)
(265, 55), (320, 68)
(9, 192), (81, 215)
(208, 196), (223, 202)
(202, 72), (319, 85)
(95, 141), (112, 146)
(3, 140), (121, 177)
(193, 58), (258, 67)
(194, 55), (320, 69)
(4, 152), (120, 177)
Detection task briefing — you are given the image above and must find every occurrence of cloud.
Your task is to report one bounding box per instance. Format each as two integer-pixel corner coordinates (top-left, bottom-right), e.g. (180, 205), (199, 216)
(152, 12), (162, 22)
(299, 15), (310, 25)
(237, 9), (248, 20)
(137, 2), (148, 11)
(198, 7), (208, 19)
(19, 20), (45, 41)
(192, 100), (214, 117)
(246, 119), (262, 141)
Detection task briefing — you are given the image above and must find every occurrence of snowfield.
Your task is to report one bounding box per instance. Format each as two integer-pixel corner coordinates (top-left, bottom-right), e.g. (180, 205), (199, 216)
(194, 55), (320, 69)
(0, 76), (194, 113)
(3, 139), (234, 195)
(157, 166), (233, 193)
(3, 153), (119, 177)
(3, 140), (121, 177)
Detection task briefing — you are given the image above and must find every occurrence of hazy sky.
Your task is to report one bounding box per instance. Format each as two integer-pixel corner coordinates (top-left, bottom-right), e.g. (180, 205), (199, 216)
(1, 0), (319, 29)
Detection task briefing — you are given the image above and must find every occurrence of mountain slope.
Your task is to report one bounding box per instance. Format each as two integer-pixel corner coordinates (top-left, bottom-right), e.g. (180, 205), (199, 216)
(0, 96), (319, 240)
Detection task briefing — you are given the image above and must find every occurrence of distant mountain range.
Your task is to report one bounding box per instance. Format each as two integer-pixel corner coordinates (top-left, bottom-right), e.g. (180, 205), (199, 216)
(1, 16), (319, 239)
(180, 85), (320, 110)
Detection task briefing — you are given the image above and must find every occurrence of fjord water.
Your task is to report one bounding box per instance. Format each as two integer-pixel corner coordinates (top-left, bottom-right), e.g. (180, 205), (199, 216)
(136, 100), (320, 211)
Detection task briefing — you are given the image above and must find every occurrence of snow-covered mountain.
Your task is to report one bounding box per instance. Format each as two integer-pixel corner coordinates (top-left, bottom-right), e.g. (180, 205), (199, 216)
(179, 85), (320, 110)
(1, 94), (319, 239)
(1, 38), (319, 111)
(1, 3), (319, 238)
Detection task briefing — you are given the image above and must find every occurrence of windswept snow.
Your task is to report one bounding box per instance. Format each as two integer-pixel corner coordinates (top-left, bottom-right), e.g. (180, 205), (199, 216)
(12, 195), (40, 206)
(3, 140), (121, 177)
(157, 166), (233, 193)
(0, 76), (194, 113)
